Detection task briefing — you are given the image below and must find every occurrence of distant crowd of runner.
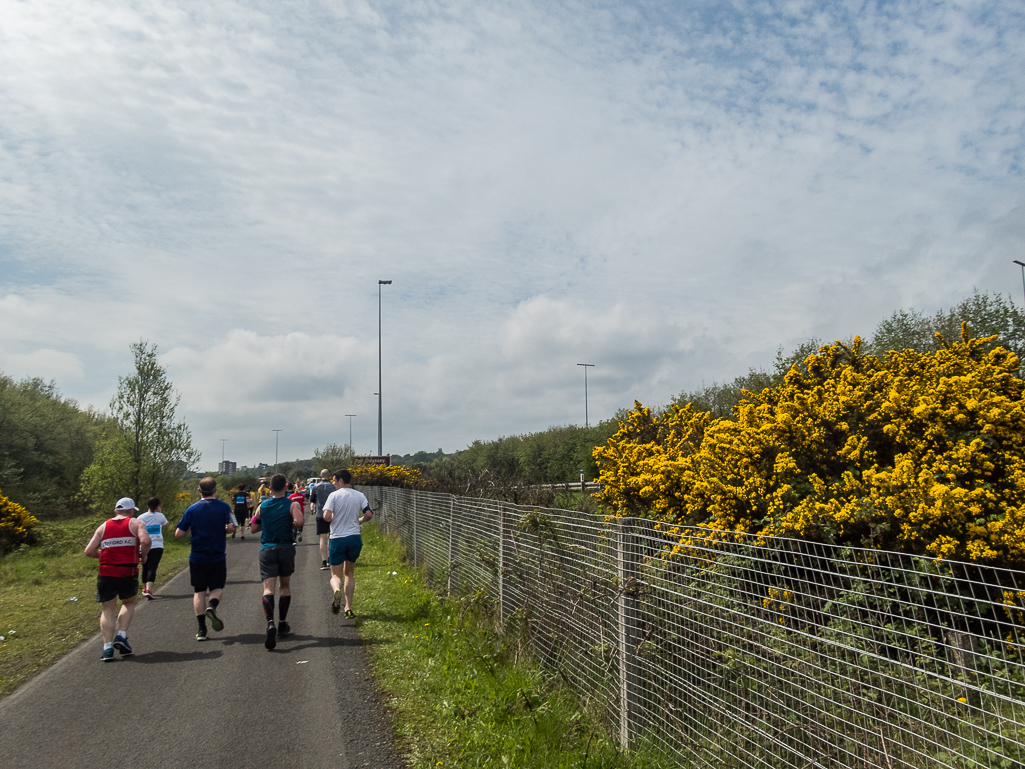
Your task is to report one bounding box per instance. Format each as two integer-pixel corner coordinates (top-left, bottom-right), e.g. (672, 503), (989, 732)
(83, 468), (373, 661)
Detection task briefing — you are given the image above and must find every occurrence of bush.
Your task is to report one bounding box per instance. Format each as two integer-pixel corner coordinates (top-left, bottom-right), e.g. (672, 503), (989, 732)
(0, 487), (39, 553)
(595, 327), (1025, 567)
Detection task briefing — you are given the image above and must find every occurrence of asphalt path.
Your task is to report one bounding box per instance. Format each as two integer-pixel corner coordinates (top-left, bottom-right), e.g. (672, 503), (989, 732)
(0, 524), (403, 769)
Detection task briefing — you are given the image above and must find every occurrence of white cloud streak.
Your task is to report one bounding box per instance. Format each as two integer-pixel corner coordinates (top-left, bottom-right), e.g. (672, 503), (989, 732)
(0, 0), (1022, 466)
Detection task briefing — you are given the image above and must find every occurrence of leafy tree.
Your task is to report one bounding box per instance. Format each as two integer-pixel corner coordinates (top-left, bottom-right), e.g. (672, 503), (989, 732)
(312, 442), (356, 475)
(81, 342), (199, 514)
(0, 374), (103, 518)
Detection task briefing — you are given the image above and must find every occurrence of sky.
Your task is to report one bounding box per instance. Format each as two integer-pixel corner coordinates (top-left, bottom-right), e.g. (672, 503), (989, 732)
(1, 0), (1024, 470)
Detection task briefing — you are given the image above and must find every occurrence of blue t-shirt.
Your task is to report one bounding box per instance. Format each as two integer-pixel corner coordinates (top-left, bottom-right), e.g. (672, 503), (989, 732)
(177, 497), (233, 564)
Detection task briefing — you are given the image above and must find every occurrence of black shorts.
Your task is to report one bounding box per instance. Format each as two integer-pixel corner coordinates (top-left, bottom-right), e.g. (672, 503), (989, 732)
(259, 546), (296, 580)
(96, 575), (138, 603)
(141, 548), (163, 583)
(316, 517), (330, 535)
(190, 559), (227, 592)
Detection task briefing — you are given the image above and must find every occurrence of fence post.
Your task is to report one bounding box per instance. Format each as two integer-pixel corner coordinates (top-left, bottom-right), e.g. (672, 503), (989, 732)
(412, 490), (418, 568)
(618, 518), (640, 751)
(497, 502), (505, 629)
(447, 496), (455, 597)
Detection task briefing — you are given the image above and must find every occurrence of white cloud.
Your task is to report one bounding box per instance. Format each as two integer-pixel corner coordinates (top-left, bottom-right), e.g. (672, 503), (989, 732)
(1, 0), (1023, 467)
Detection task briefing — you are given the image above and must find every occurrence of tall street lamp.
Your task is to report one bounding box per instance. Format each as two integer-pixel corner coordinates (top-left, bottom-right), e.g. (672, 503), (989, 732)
(378, 280), (392, 457)
(272, 429), (282, 466)
(345, 414), (357, 451)
(1014, 260), (1025, 311)
(577, 363), (595, 428)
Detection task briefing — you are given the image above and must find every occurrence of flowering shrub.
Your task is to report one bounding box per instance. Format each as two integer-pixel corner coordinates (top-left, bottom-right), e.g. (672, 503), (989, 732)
(0, 488), (38, 553)
(595, 327), (1025, 567)
(351, 463), (424, 489)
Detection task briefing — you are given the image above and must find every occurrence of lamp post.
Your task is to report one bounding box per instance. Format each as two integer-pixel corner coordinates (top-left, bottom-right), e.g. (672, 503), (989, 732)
(272, 429), (282, 467)
(1014, 260), (1025, 311)
(378, 280), (392, 457)
(577, 363), (595, 428)
(345, 414), (357, 451)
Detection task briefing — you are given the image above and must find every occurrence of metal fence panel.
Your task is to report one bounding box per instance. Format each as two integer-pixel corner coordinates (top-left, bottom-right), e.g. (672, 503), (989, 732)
(362, 486), (1025, 769)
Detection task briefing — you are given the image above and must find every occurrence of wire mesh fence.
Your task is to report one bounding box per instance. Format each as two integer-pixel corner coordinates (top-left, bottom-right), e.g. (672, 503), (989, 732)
(361, 485), (1025, 769)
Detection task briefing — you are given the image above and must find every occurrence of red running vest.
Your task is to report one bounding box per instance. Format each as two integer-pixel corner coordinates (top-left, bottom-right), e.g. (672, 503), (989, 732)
(98, 517), (139, 577)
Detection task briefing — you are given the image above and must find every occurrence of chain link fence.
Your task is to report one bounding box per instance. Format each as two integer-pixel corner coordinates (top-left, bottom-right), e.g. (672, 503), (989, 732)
(362, 485), (1025, 769)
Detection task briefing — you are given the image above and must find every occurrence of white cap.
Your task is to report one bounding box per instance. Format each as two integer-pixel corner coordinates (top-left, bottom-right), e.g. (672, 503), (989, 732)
(114, 497), (137, 511)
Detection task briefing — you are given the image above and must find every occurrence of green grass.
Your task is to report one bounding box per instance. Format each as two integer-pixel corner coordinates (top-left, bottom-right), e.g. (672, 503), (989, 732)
(356, 525), (672, 769)
(0, 514), (191, 697)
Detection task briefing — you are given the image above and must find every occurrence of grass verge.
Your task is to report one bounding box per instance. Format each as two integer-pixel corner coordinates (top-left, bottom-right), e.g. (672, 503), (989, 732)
(356, 525), (672, 769)
(0, 514), (191, 697)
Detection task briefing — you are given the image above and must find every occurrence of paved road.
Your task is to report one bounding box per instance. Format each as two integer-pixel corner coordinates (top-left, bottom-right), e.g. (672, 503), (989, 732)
(0, 527), (403, 769)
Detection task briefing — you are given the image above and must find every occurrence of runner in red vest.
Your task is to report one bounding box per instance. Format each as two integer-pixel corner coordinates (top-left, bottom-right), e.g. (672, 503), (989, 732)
(84, 497), (152, 662)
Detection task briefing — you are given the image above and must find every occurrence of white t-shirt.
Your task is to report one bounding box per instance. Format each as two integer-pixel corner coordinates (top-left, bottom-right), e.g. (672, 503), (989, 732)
(322, 488), (370, 539)
(137, 511), (168, 549)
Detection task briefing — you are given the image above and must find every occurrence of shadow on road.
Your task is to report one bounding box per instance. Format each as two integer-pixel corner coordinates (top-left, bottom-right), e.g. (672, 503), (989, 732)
(127, 649), (224, 664)
(214, 633), (387, 652)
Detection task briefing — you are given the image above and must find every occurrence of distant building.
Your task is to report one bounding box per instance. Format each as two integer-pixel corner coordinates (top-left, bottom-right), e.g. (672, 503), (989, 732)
(218, 460), (237, 474)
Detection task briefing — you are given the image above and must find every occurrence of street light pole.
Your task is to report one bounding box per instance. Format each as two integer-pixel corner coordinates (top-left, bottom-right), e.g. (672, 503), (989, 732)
(272, 429), (282, 467)
(345, 414), (357, 451)
(378, 280), (392, 457)
(577, 363), (595, 428)
(1014, 260), (1025, 311)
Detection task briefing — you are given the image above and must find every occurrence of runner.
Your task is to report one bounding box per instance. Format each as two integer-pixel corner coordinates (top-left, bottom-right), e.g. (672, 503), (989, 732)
(137, 497), (167, 599)
(231, 483), (250, 540)
(310, 469), (334, 570)
(175, 477), (236, 640)
(288, 482), (306, 544)
(249, 473), (304, 650)
(84, 498), (152, 661)
(322, 469), (374, 619)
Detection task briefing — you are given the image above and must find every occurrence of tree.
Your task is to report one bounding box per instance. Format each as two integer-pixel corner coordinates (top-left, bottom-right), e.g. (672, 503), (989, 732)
(0, 374), (103, 518)
(81, 342), (199, 513)
(312, 443), (356, 474)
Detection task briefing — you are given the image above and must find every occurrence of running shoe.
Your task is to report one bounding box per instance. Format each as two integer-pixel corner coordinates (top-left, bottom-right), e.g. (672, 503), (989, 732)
(265, 622), (277, 651)
(278, 621), (291, 637)
(331, 589), (342, 614)
(101, 647), (115, 662)
(297, 531), (302, 543)
(345, 609), (355, 619)
(142, 589), (154, 600)
(321, 561), (329, 570)
(205, 606), (224, 632)
(113, 633), (133, 656)
(240, 534), (245, 540)
(196, 630), (208, 641)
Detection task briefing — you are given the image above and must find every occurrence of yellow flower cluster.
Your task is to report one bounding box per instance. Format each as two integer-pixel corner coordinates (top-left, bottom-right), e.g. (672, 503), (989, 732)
(0, 487), (38, 554)
(595, 327), (1025, 567)
(351, 463), (424, 489)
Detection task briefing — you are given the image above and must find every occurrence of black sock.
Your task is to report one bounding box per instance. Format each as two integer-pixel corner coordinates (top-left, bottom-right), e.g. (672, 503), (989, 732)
(262, 594), (275, 622)
(209, 597), (220, 611)
(197, 614), (207, 632)
(279, 595), (291, 622)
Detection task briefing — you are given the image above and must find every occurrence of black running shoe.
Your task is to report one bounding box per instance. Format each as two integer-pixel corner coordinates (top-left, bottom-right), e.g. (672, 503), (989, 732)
(278, 621), (291, 637)
(321, 561), (329, 570)
(113, 634), (133, 656)
(196, 630), (208, 642)
(205, 606), (223, 632)
(331, 590), (342, 614)
(265, 622), (277, 650)
(345, 609), (355, 619)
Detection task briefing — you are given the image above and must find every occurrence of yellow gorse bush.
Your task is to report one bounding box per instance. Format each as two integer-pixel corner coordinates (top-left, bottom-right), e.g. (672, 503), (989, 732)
(351, 463), (424, 489)
(0, 487), (38, 554)
(595, 326), (1025, 567)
